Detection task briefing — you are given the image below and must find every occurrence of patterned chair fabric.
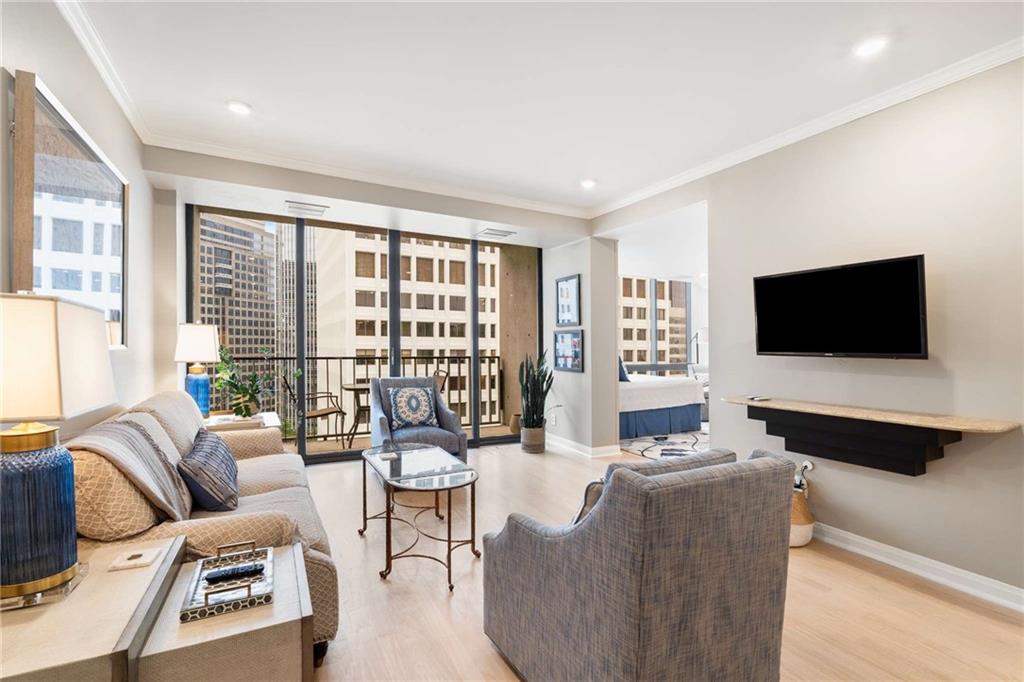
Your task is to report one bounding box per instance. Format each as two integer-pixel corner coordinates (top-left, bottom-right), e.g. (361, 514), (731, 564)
(369, 377), (468, 461)
(573, 449), (737, 524)
(484, 451), (795, 682)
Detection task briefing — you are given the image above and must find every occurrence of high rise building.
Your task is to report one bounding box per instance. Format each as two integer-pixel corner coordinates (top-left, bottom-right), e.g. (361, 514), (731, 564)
(31, 192), (124, 331)
(618, 275), (688, 372)
(196, 211), (503, 430)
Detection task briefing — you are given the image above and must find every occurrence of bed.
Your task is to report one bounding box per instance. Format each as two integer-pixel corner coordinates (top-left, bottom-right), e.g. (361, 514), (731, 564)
(619, 374), (705, 438)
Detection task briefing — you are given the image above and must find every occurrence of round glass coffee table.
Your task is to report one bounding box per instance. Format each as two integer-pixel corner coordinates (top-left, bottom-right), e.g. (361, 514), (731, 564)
(358, 442), (480, 591)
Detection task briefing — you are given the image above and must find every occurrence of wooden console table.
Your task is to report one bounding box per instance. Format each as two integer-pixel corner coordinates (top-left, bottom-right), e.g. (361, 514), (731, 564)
(724, 396), (1019, 476)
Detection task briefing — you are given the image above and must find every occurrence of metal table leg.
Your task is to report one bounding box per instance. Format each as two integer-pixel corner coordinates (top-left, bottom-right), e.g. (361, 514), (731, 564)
(446, 488), (453, 591)
(471, 481), (481, 558)
(358, 458), (367, 536)
(380, 485), (393, 579)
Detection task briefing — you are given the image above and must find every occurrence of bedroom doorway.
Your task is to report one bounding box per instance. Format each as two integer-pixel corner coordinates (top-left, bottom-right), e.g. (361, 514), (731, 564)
(606, 201), (709, 457)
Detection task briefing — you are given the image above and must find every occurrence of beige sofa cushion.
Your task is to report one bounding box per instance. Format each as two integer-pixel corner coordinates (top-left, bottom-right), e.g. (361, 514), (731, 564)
(237, 455), (308, 496)
(218, 428), (287, 460)
(129, 390), (205, 457)
(71, 450), (160, 541)
(192, 487), (331, 555)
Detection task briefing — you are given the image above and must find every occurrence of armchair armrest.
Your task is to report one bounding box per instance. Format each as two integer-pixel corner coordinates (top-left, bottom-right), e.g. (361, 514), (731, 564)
(216, 428), (286, 460)
(132, 511), (301, 560)
(433, 391), (465, 436)
(435, 405), (464, 435)
(369, 384), (392, 446)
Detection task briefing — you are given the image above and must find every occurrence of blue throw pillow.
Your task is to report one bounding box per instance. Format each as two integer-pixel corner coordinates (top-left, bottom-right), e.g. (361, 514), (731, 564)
(618, 357), (630, 382)
(389, 387), (438, 431)
(177, 430), (238, 511)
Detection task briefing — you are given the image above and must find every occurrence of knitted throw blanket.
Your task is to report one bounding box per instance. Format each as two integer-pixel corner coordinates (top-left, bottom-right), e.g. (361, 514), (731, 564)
(68, 419), (191, 521)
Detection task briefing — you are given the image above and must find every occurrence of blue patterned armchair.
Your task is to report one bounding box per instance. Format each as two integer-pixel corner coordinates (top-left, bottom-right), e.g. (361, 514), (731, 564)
(369, 377), (468, 461)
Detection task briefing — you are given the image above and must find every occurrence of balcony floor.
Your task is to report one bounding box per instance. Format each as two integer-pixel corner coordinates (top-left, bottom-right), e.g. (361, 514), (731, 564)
(286, 424), (516, 457)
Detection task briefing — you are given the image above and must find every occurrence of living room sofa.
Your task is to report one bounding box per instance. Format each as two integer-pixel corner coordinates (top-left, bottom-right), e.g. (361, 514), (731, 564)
(67, 390), (338, 662)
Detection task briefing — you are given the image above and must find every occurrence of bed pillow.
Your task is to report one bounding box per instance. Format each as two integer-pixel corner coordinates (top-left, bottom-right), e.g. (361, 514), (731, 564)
(177, 430), (238, 511)
(618, 357), (630, 382)
(389, 387), (438, 430)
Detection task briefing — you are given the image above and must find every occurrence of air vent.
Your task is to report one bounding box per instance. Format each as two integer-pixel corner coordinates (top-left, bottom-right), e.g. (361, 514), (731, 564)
(284, 200), (329, 218)
(475, 227), (516, 240)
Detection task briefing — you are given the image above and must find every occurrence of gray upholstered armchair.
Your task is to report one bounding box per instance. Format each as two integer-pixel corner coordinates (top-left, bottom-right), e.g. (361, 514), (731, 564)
(369, 377), (468, 461)
(483, 449), (795, 681)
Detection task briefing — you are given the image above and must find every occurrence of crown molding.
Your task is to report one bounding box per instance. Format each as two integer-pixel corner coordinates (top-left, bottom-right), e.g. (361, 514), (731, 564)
(54, 0), (151, 140)
(589, 37), (1024, 218)
(142, 131), (592, 219)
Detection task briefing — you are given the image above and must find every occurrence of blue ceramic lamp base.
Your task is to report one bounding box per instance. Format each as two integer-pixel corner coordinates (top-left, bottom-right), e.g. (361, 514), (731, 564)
(186, 364), (211, 417)
(0, 424), (79, 602)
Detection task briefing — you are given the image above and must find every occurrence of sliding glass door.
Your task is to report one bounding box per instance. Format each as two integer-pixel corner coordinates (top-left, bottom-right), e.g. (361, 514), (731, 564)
(188, 205), (540, 462)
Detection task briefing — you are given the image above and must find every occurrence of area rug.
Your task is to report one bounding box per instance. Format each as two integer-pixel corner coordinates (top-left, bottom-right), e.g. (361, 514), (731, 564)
(621, 427), (710, 459)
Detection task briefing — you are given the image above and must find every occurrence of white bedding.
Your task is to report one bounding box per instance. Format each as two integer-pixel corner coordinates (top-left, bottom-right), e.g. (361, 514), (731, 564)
(619, 374), (705, 413)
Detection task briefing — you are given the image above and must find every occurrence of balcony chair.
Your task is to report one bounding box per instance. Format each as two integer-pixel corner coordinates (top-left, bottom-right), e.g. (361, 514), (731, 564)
(483, 449), (795, 681)
(281, 375), (345, 442)
(432, 368), (448, 392)
(369, 376), (467, 460)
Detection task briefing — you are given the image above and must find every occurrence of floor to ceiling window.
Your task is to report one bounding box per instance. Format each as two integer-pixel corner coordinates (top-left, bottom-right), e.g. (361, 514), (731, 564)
(188, 206), (540, 461)
(618, 275), (690, 375)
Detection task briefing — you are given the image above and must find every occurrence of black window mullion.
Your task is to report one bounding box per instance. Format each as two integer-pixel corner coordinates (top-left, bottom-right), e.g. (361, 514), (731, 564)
(470, 239), (481, 443)
(296, 218), (308, 460)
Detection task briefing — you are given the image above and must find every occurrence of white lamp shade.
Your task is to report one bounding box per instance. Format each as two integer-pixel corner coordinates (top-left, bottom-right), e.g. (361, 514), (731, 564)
(1, 294), (118, 423)
(174, 324), (219, 364)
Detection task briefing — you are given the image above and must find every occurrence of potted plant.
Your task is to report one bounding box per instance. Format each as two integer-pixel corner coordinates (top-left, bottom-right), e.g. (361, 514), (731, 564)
(214, 346), (273, 417)
(518, 352), (554, 453)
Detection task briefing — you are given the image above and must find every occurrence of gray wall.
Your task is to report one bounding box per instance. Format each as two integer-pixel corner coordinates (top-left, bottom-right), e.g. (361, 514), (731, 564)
(152, 189), (185, 392)
(596, 60), (1023, 586)
(1, 1), (157, 407)
(543, 237), (619, 450)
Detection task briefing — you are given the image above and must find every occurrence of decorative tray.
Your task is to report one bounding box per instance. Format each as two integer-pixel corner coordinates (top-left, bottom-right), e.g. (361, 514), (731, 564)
(180, 542), (274, 623)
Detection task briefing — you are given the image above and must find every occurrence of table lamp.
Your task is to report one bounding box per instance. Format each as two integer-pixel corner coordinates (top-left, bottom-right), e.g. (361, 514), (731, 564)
(174, 324), (219, 417)
(0, 295), (117, 604)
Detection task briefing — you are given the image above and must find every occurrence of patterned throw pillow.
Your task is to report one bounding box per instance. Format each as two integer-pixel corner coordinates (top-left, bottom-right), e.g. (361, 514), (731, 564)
(389, 387), (438, 431)
(177, 430), (239, 511)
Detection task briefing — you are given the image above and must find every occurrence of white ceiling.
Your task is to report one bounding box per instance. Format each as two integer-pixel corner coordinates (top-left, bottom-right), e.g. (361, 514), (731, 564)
(69, 2), (1022, 217)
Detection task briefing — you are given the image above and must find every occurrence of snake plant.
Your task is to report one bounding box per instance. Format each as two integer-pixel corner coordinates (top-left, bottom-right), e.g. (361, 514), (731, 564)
(518, 352), (554, 429)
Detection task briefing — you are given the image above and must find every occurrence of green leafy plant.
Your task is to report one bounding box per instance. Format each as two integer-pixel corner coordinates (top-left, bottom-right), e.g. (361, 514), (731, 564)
(518, 351), (554, 429)
(215, 346), (273, 417)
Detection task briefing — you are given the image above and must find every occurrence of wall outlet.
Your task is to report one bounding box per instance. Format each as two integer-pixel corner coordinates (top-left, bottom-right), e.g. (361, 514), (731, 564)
(549, 414), (558, 427)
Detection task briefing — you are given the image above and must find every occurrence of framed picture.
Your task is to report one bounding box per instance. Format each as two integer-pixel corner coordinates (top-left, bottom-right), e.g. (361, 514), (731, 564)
(555, 274), (581, 327)
(553, 329), (584, 372)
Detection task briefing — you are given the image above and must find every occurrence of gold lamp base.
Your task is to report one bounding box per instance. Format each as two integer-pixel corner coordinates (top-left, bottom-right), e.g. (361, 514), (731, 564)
(0, 422), (59, 453)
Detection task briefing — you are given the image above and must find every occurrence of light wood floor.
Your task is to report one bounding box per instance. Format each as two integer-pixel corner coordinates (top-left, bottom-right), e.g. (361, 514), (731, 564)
(307, 444), (1023, 681)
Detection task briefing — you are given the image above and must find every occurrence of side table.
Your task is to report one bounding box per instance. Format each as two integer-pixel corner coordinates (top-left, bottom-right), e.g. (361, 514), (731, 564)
(1, 536), (185, 682)
(139, 543), (313, 682)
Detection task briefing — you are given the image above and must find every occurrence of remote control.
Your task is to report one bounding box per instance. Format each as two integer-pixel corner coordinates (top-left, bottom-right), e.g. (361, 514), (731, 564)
(746, 395), (772, 401)
(205, 563), (264, 584)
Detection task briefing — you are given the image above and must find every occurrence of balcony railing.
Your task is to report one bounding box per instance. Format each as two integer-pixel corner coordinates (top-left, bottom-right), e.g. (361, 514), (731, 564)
(219, 355), (503, 442)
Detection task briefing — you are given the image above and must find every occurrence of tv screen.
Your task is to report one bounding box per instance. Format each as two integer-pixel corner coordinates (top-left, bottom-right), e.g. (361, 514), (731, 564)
(754, 255), (927, 358)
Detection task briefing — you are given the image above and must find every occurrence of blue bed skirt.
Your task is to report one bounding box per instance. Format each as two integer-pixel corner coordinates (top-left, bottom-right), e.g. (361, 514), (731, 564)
(619, 404), (702, 439)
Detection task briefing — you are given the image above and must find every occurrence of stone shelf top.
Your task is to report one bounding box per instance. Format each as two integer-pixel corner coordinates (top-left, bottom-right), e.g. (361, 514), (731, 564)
(723, 396), (1020, 434)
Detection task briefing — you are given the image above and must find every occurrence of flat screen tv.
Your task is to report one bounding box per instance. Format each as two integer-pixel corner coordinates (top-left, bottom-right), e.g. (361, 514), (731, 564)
(754, 255), (927, 359)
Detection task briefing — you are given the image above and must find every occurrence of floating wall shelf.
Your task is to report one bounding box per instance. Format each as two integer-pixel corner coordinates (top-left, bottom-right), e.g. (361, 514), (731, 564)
(724, 396), (1019, 476)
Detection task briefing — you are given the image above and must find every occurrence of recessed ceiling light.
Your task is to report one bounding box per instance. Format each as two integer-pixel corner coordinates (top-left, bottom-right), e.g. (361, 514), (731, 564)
(226, 100), (252, 116)
(853, 36), (889, 59)
(579, 178), (597, 191)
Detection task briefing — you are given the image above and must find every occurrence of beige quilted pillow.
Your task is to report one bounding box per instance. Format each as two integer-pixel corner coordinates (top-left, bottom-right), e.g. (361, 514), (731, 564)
(72, 450), (160, 541)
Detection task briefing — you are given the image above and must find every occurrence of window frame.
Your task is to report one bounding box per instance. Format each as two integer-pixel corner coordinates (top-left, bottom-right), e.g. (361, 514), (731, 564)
(12, 71), (130, 347)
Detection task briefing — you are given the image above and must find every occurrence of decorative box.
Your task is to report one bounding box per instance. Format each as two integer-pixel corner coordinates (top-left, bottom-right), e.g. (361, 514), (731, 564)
(180, 542), (274, 623)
